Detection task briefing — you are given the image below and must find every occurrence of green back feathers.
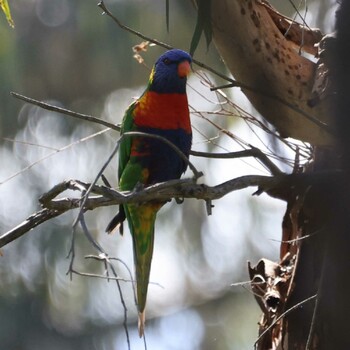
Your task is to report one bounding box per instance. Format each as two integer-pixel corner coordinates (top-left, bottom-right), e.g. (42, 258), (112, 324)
(118, 102), (136, 182)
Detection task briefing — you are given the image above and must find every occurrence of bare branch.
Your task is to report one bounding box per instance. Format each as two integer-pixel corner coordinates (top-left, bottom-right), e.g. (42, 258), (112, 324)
(1, 170), (343, 249)
(71, 269), (132, 283)
(0, 176), (251, 248)
(209, 84), (333, 136)
(98, 1), (172, 50)
(0, 208), (64, 248)
(191, 147), (282, 176)
(11, 91), (120, 131)
(97, 1), (242, 88)
(254, 294), (316, 346)
(2, 138), (58, 150)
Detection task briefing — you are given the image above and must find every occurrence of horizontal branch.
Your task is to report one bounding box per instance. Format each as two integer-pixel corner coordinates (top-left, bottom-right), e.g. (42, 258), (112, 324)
(0, 176), (267, 248)
(0, 170), (343, 249)
(191, 147), (282, 175)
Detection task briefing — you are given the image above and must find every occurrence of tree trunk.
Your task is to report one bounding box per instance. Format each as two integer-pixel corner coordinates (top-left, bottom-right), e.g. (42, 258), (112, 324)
(194, 0), (350, 348)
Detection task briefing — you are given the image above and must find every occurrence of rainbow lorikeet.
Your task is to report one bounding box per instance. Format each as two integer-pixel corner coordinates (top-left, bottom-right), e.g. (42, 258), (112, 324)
(106, 49), (192, 336)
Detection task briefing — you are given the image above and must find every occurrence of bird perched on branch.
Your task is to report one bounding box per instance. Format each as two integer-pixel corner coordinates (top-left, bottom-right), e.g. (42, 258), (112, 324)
(106, 49), (192, 336)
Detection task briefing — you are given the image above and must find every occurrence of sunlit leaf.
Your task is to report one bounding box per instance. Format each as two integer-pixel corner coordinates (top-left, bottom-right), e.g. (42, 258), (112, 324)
(190, 0), (212, 56)
(0, 0), (14, 28)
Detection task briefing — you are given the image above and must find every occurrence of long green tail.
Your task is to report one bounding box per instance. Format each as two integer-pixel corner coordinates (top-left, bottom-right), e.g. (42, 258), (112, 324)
(126, 203), (160, 337)
(133, 227), (154, 337)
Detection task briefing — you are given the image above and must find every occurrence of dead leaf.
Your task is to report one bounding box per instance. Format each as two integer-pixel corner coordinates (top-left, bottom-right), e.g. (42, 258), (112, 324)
(132, 41), (150, 64)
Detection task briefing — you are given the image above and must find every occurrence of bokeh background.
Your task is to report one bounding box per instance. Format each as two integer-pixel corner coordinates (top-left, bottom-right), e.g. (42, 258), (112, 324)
(0, 1), (337, 349)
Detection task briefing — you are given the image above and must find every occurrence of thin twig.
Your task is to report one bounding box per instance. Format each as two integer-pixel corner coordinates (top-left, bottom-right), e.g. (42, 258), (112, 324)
(79, 214), (105, 253)
(210, 84), (333, 135)
(305, 293), (319, 350)
(66, 224), (76, 281)
(71, 269), (132, 283)
(191, 147), (282, 176)
(97, 1), (242, 89)
(72, 137), (122, 230)
(283, 0), (303, 41)
(306, 218), (329, 349)
(269, 230), (319, 244)
(111, 257), (138, 305)
(254, 294), (317, 346)
(11, 92), (120, 131)
(98, 1), (171, 50)
(230, 280), (265, 287)
(82, 253), (131, 348)
(84, 255), (164, 289)
(198, 71), (313, 160)
(108, 260), (131, 348)
(287, 0), (312, 29)
(2, 138), (58, 150)
(0, 128), (110, 185)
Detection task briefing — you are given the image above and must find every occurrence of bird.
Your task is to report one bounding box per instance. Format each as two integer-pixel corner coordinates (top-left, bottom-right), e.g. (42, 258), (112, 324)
(106, 49), (192, 336)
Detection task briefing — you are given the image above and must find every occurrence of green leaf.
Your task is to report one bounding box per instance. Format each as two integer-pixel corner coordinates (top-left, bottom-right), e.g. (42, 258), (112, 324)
(166, 0), (169, 32)
(189, 19), (203, 57)
(0, 0), (14, 28)
(189, 0), (212, 56)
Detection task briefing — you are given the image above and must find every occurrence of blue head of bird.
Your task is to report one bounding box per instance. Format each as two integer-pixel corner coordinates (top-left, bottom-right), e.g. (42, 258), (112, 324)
(149, 49), (192, 94)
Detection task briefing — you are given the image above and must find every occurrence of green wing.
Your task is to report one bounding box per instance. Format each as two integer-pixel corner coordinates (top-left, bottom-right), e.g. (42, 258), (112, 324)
(118, 101), (137, 183)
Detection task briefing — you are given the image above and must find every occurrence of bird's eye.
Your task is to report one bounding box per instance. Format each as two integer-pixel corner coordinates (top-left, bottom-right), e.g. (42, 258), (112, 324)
(163, 58), (171, 65)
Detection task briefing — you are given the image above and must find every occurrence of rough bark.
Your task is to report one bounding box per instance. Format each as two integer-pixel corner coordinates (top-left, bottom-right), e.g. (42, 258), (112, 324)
(194, 0), (349, 349)
(321, 1), (350, 348)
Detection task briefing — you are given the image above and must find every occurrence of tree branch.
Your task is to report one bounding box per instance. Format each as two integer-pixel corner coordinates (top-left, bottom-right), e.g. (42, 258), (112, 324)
(97, 1), (242, 88)
(191, 147), (282, 176)
(11, 91), (120, 131)
(0, 170), (343, 249)
(0, 208), (64, 248)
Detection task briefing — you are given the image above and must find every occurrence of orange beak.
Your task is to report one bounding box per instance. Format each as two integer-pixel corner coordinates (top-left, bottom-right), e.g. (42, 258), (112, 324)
(177, 60), (191, 78)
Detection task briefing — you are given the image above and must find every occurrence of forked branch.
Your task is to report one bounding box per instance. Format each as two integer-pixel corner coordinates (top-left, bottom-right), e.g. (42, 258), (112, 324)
(0, 170), (343, 248)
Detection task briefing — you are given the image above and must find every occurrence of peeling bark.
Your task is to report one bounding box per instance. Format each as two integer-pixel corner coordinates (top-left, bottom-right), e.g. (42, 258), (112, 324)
(209, 0), (333, 144)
